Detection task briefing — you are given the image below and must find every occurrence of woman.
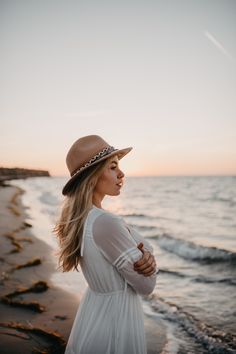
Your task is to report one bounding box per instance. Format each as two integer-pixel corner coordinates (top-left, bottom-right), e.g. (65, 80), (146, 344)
(55, 135), (158, 354)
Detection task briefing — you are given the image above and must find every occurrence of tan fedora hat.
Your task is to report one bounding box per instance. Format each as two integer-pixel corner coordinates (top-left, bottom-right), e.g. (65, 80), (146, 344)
(62, 135), (132, 195)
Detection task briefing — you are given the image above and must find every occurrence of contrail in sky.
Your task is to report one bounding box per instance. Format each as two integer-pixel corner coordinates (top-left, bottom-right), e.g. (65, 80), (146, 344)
(204, 30), (234, 62)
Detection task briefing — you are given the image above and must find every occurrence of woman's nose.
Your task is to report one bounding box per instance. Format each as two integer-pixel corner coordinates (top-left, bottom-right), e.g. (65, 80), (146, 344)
(118, 169), (125, 179)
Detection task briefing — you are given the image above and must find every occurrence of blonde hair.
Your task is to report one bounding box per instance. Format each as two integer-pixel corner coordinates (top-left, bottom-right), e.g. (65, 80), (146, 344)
(54, 157), (111, 272)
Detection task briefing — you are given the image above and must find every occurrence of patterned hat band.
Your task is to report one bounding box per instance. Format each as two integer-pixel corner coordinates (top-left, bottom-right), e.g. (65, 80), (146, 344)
(71, 146), (117, 177)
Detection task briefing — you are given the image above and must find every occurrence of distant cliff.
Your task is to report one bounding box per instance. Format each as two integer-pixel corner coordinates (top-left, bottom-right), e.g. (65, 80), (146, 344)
(0, 167), (50, 184)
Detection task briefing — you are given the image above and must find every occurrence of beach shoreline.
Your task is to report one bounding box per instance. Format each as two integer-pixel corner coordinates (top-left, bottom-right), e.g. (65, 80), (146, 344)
(0, 182), (167, 354)
(0, 183), (80, 353)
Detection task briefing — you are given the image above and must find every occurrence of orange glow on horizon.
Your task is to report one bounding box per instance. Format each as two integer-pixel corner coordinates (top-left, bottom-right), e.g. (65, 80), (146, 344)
(2, 153), (236, 177)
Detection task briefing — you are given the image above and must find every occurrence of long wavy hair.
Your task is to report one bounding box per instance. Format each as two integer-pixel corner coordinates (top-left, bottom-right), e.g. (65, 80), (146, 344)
(54, 157), (111, 272)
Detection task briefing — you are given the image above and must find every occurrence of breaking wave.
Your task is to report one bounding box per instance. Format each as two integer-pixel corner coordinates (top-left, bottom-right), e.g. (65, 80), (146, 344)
(154, 234), (236, 264)
(146, 295), (236, 353)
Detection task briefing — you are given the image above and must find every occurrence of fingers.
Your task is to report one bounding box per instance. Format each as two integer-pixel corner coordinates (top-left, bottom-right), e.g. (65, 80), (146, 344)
(143, 268), (157, 277)
(134, 250), (152, 269)
(137, 243), (144, 254)
(135, 257), (156, 273)
(135, 243), (157, 276)
(134, 254), (156, 274)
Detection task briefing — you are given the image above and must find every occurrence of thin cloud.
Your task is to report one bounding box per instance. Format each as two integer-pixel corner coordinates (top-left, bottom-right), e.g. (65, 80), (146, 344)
(204, 30), (234, 62)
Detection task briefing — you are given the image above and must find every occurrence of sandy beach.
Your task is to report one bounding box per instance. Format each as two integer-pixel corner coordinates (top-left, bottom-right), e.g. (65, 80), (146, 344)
(0, 183), (81, 353)
(0, 182), (167, 354)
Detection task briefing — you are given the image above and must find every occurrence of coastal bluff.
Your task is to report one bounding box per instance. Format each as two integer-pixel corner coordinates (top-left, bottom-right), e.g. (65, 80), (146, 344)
(0, 167), (50, 184)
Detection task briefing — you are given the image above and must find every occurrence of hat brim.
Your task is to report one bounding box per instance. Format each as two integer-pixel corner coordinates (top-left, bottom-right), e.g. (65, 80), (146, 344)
(62, 146), (132, 195)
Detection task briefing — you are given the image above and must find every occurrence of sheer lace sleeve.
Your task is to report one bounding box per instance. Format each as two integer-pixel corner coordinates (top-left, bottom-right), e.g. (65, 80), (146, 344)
(92, 212), (157, 295)
(124, 224), (154, 253)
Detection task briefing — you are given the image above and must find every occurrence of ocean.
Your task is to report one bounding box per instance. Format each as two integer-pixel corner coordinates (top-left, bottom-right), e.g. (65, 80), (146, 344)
(10, 176), (236, 353)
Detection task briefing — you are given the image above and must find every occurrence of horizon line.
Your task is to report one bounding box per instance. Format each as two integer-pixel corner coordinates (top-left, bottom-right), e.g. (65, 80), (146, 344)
(53, 174), (236, 178)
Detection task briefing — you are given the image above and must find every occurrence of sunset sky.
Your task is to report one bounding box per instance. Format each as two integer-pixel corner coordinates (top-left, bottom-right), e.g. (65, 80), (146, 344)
(1, 0), (236, 176)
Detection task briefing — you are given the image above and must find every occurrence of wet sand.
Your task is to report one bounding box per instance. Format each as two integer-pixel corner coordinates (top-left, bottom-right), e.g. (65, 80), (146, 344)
(0, 184), (80, 353)
(0, 182), (167, 353)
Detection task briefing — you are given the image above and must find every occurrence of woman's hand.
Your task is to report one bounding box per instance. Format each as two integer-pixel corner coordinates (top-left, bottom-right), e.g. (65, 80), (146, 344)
(134, 243), (157, 277)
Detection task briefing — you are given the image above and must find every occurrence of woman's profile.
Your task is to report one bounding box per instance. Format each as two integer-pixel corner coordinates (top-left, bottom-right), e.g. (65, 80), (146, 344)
(54, 135), (158, 354)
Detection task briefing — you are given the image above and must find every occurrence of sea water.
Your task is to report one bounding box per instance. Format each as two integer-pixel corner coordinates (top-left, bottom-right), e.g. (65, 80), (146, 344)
(10, 176), (236, 353)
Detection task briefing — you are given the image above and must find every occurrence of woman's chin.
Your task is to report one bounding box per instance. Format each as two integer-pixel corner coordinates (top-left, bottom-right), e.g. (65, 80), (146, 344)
(105, 185), (123, 196)
(108, 190), (121, 196)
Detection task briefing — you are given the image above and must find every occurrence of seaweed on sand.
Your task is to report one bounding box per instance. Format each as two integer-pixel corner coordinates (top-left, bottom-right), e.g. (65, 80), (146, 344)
(12, 257), (42, 271)
(5, 233), (23, 253)
(0, 322), (66, 354)
(5, 233), (33, 253)
(1, 281), (49, 313)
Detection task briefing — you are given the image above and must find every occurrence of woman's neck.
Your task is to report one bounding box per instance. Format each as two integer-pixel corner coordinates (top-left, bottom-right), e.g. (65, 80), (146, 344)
(92, 194), (104, 209)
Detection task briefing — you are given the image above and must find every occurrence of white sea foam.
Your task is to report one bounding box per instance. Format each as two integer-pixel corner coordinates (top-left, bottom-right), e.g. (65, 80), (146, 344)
(157, 234), (236, 263)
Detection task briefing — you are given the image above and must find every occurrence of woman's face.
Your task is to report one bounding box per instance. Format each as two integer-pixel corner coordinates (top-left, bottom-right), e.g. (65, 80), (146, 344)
(94, 155), (125, 199)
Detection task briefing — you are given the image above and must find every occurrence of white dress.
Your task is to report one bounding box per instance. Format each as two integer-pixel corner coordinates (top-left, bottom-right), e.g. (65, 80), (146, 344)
(65, 206), (157, 354)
